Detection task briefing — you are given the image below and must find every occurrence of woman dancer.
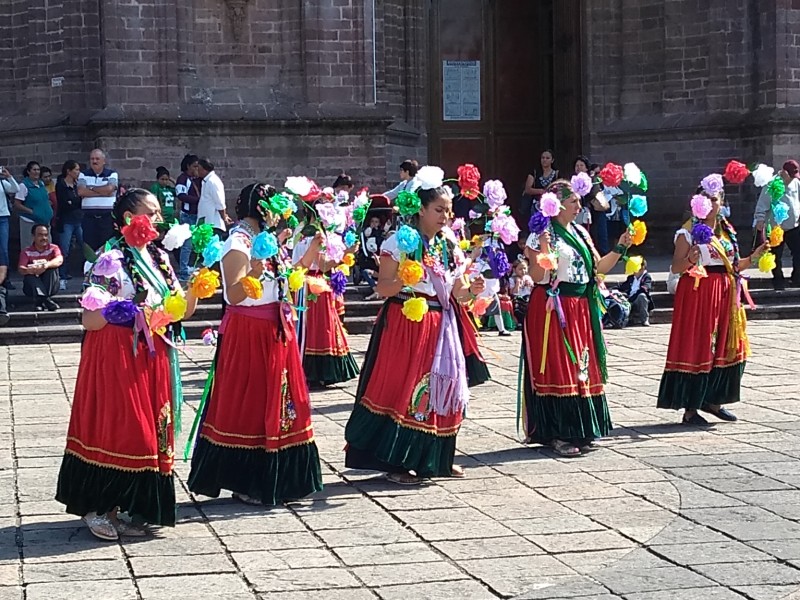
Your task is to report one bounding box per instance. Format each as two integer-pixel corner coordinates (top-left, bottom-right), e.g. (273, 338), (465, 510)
(657, 187), (767, 424)
(522, 180), (631, 457)
(344, 169), (485, 484)
(56, 189), (197, 539)
(188, 183), (323, 505)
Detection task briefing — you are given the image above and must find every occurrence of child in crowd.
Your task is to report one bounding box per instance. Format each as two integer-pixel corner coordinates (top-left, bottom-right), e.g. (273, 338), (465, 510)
(359, 215), (387, 300)
(619, 258), (654, 326)
(509, 257), (533, 327)
(149, 167), (177, 223)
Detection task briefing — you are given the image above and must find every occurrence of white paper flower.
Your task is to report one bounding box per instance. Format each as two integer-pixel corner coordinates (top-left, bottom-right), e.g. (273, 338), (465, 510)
(162, 222), (192, 251)
(752, 164), (775, 188)
(353, 189), (370, 208)
(284, 176), (313, 197)
(623, 163), (642, 186)
(415, 166), (445, 190)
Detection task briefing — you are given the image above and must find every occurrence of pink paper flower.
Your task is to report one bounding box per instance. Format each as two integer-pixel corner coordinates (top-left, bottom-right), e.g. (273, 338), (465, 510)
(690, 194), (713, 219)
(324, 233), (346, 263)
(316, 202), (338, 227)
(92, 249), (123, 277)
(468, 209), (480, 219)
(570, 172), (592, 197)
(540, 192), (561, 217)
(451, 217), (465, 232)
(80, 285), (113, 311)
(482, 180), (507, 211)
(490, 213), (521, 245)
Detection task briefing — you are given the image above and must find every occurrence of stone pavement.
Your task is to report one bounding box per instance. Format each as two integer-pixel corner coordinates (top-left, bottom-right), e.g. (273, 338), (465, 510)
(2, 321), (800, 600)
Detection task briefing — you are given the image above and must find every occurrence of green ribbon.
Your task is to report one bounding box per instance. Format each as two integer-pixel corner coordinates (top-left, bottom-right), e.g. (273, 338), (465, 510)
(550, 222), (608, 383)
(183, 354), (217, 460)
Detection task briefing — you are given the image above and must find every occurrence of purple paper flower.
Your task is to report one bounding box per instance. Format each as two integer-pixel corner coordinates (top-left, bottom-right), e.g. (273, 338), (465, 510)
(488, 248), (511, 278)
(330, 270), (347, 296)
(79, 285), (113, 311)
(570, 172), (592, 197)
(691, 223), (713, 245)
(325, 233), (346, 263)
(316, 202), (339, 227)
(101, 299), (141, 325)
(528, 211), (550, 236)
(482, 180), (508, 211)
(468, 209), (480, 220)
(700, 174), (724, 197)
(490, 213), (520, 245)
(93, 249), (123, 277)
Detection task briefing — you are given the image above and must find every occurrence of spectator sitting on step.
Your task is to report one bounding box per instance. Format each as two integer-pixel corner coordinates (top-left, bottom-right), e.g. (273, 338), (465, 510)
(19, 224), (63, 312)
(618, 258), (654, 326)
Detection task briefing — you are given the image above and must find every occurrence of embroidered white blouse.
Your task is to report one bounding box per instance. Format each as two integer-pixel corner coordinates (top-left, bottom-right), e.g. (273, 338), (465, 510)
(526, 223), (594, 285)
(381, 232), (466, 296)
(674, 227), (735, 268)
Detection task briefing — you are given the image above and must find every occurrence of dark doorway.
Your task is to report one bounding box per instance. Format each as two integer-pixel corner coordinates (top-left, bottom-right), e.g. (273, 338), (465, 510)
(428, 0), (582, 220)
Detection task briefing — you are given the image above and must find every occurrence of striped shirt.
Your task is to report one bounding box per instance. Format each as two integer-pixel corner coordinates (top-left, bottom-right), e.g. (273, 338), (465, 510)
(78, 167), (119, 210)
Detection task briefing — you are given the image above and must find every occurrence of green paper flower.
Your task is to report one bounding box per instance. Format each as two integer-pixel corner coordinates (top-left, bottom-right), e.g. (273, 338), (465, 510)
(191, 223), (215, 254)
(767, 176), (786, 203)
(396, 190), (422, 217)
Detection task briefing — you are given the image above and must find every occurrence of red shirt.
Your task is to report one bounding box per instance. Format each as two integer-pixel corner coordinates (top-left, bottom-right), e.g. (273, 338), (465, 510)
(19, 243), (62, 269)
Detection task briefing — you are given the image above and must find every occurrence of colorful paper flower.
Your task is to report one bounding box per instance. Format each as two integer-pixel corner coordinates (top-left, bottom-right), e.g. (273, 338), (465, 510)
(773, 201), (789, 225)
(201, 328), (217, 346)
(490, 213), (520, 245)
(723, 160), (750, 185)
(163, 292), (187, 321)
(472, 296), (492, 316)
(324, 233), (346, 263)
(691, 194), (713, 219)
(700, 174), (724, 197)
(468, 209), (480, 219)
(599, 163), (624, 187)
(353, 189), (370, 208)
(190, 268), (221, 299)
(451, 217), (465, 232)
(623, 163), (643, 186)
(396, 190), (422, 217)
(241, 275), (263, 299)
(691, 223), (714, 245)
(92, 249), (123, 277)
(459, 239), (470, 251)
(79, 285), (113, 311)
(344, 229), (357, 248)
(483, 179), (507, 210)
(769, 226), (784, 247)
(540, 192), (561, 218)
(752, 164), (775, 188)
(528, 212), (550, 236)
(102, 299), (140, 324)
(487, 248), (511, 278)
(288, 268), (307, 293)
(121, 215), (158, 248)
(353, 206), (367, 224)
(624, 255), (644, 276)
(570, 172), (592, 197)
(191, 223), (215, 254)
(536, 252), (558, 271)
(252, 231), (279, 260)
(628, 195), (648, 218)
(415, 166), (444, 190)
(342, 253), (356, 267)
(630, 220), (647, 246)
(401, 296), (429, 322)
(306, 275), (331, 295)
(758, 251), (777, 273)
(315, 202), (339, 228)
(767, 176), (786, 203)
(398, 259), (424, 286)
(162, 222), (192, 251)
(396, 225), (421, 255)
(456, 164), (481, 199)
(201, 235), (223, 267)
(147, 307), (173, 334)
(329, 270), (347, 296)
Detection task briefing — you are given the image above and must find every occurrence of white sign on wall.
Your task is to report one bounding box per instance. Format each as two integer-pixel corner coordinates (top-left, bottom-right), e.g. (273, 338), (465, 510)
(443, 60), (480, 121)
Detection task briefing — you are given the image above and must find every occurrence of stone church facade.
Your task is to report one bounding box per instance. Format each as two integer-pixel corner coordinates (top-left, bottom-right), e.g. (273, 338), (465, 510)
(1, 0), (798, 241)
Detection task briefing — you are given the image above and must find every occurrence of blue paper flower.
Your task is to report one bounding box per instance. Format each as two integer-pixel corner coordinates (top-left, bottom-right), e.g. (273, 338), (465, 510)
(629, 195), (648, 218)
(252, 231), (279, 260)
(102, 300), (141, 325)
(344, 228), (357, 248)
(772, 201), (789, 225)
(528, 211), (550, 236)
(201, 235), (223, 267)
(691, 223), (713, 245)
(396, 225), (421, 255)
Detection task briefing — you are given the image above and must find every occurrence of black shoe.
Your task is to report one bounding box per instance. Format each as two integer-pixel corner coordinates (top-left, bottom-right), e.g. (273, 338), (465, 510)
(498, 330), (512, 337)
(701, 406), (738, 422)
(0, 313), (9, 327)
(34, 301), (45, 312)
(682, 412), (710, 426)
(43, 298), (60, 312)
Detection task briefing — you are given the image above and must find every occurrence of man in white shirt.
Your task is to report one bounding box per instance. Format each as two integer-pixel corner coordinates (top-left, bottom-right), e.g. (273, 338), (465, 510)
(78, 149), (118, 251)
(196, 159), (230, 235)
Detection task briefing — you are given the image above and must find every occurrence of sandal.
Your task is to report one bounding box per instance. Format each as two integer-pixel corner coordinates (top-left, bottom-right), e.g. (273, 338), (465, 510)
(233, 492), (262, 506)
(579, 441), (598, 454)
(386, 472), (423, 485)
(551, 440), (581, 458)
(450, 465), (466, 478)
(83, 512), (119, 541)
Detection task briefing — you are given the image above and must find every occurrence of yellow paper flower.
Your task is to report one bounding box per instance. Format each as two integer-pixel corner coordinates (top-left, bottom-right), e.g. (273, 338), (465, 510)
(536, 252), (558, 271)
(190, 268), (221, 300)
(398, 259), (424, 286)
(288, 268), (307, 293)
(459, 239), (470, 251)
(241, 275), (263, 300)
(342, 253), (355, 267)
(401, 296), (429, 322)
(625, 255), (644, 276)
(338, 264), (351, 277)
(470, 235), (483, 248)
(630, 220), (647, 246)
(758, 251), (776, 273)
(164, 292), (187, 321)
(769, 226), (784, 247)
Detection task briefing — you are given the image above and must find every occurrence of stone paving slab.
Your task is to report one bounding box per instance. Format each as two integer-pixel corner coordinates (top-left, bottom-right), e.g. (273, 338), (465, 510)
(1, 320), (800, 598)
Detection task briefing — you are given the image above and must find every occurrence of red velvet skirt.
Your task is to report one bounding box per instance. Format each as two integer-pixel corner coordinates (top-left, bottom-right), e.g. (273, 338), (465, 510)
(198, 308), (315, 452)
(304, 288), (353, 359)
(65, 325), (174, 475)
(523, 286), (605, 399)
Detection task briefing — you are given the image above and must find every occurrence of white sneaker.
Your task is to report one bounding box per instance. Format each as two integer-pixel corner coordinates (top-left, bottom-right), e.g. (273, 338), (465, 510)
(59, 280), (67, 291)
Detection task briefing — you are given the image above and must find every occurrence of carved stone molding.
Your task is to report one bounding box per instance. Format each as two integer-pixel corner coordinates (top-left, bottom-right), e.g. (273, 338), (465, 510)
(225, 0), (250, 42)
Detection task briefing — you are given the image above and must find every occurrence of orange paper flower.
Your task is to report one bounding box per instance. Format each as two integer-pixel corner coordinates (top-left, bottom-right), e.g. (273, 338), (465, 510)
(630, 220), (647, 246)
(241, 275), (263, 300)
(147, 307), (173, 334)
(306, 275), (331, 295)
(398, 259), (424, 286)
(342, 253), (355, 267)
(536, 252), (558, 271)
(190, 268), (221, 300)
(769, 226), (784, 247)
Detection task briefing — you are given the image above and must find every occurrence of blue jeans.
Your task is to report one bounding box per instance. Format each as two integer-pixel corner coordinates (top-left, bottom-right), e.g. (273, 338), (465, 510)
(58, 221), (84, 278)
(0, 216), (9, 267)
(590, 209), (610, 255)
(179, 212), (197, 280)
